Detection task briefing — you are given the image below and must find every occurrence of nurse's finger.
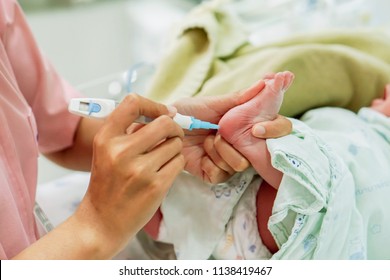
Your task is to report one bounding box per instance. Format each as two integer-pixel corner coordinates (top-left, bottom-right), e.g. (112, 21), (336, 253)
(252, 115), (292, 138)
(263, 72), (276, 80)
(204, 135), (235, 174)
(201, 156), (231, 184)
(214, 134), (250, 172)
(237, 79), (266, 104)
(124, 115), (184, 154)
(158, 153), (186, 189)
(145, 136), (183, 172)
(105, 94), (174, 136)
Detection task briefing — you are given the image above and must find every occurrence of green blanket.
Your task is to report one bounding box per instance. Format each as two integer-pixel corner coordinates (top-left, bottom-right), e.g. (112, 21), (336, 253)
(145, 1), (390, 117)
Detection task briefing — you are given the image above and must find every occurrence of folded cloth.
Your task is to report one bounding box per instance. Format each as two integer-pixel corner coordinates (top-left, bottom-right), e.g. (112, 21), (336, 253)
(145, 0), (390, 117)
(267, 107), (390, 259)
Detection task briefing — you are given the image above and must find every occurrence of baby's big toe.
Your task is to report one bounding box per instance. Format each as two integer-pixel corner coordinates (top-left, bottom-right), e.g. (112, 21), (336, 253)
(281, 71), (294, 90)
(266, 71), (294, 94)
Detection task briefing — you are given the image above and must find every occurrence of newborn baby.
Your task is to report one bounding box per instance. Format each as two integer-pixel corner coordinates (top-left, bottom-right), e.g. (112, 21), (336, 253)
(144, 73), (390, 260)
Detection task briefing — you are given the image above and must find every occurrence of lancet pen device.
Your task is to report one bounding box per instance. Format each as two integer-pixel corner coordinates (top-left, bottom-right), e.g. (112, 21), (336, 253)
(68, 98), (219, 130)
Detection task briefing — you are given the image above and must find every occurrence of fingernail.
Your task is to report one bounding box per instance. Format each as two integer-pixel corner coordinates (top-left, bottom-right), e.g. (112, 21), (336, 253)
(237, 158), (250, 172)
(167, 105), (177, 116)
(253, 125), (266, 136)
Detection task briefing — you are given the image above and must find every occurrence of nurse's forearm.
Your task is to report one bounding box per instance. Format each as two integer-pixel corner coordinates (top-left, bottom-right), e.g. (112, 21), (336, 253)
(13, 211), (122, 259)
(44, 118), (104, 171)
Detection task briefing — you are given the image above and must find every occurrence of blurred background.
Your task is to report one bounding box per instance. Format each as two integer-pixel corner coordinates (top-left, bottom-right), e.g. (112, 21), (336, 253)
(20, 0), (389, 184)
(21, 0), (389, 258)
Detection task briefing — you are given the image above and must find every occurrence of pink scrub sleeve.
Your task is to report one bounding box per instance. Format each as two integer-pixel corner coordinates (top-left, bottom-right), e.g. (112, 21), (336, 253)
(2, 0), (82, 153)
(0, 0), (82, 259)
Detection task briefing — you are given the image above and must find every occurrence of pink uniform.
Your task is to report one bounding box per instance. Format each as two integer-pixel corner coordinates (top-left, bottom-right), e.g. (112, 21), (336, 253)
(0, 0), (81, 259)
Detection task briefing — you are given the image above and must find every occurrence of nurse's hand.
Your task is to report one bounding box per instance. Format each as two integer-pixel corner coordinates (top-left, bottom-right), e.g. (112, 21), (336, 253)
(202, 114), (291, 183)
(74, 94), (185, 258)
(173, 80), (292, 184)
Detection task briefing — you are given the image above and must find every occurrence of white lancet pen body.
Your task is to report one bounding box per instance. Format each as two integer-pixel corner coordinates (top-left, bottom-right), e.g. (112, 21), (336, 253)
(68, 97), (219, 130)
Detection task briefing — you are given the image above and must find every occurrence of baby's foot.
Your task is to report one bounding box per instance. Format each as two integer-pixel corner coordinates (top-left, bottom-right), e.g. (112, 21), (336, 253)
(219, 71), (294, 148)
(370, 84), (390, 117)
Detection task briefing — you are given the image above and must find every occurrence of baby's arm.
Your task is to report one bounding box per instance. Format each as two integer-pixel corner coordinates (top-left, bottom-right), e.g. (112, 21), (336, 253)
(370, 84), (390, 116)
(218, 71), (294, 189)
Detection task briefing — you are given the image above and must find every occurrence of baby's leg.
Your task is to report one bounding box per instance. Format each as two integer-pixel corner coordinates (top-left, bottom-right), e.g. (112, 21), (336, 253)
(218, 71), (294, 188)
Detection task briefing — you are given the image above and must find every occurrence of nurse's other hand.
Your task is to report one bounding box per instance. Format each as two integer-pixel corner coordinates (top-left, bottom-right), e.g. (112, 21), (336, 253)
(74, 94), (185, 258)
(201, 115), (292, 183)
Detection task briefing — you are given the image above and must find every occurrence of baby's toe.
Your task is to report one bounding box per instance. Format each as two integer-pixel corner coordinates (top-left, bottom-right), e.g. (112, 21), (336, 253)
(282, 71), (295, 90)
